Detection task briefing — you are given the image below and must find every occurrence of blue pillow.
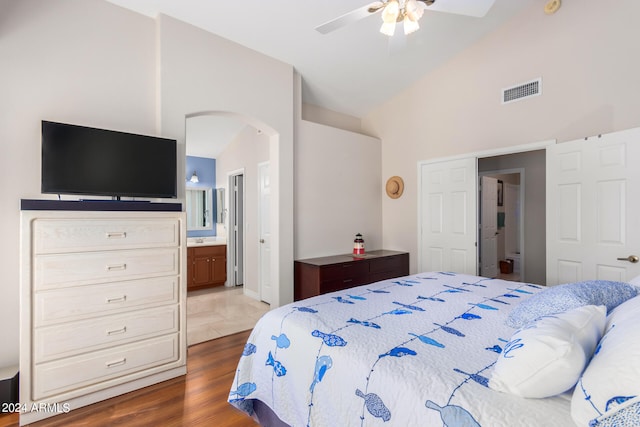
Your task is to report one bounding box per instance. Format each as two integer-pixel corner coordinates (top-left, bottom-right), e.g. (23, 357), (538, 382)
(589, 401), (640, 427)
(506, 280), (638, 328)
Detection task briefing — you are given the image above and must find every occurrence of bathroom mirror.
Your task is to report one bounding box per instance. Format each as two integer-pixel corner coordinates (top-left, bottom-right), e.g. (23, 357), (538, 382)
(186, 186), (213, 231)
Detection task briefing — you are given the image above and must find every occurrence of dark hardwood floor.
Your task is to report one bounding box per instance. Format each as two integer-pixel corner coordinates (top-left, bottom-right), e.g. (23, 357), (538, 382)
(0, 330), (257, 427)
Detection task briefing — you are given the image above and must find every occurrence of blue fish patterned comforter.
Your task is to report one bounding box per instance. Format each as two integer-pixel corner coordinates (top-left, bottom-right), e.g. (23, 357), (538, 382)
(228, 272), (575, 426)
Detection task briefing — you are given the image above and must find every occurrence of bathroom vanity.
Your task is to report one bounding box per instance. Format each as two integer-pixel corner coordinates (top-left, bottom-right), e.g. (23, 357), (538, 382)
(186, 238), (227, 291)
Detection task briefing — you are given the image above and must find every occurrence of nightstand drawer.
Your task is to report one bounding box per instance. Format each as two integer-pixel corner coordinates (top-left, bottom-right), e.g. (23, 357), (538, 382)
(34, 247), (179, 290)
(34, 276), (179, 326)
(32, 334), (180, 400)
(34, 305), (180, 362)
(32, 218), (180, 254)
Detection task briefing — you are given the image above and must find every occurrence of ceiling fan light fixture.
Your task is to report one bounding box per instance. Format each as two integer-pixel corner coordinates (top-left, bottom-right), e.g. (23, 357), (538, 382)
(403, 15), (420, 35)
(380, 21), (397, 36)
(380, 2), (399, 36)
(405, 0), (424, 21)
(381, 1), (400, 23)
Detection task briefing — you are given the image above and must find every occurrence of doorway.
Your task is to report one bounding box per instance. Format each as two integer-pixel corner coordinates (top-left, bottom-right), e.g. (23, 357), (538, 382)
(419, 146), (548, 285)
(478, 170), (523, 281)
(184, 112), (274, 346)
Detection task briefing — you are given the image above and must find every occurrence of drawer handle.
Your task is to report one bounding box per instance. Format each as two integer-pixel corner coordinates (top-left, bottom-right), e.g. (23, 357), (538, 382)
(106, 326), (127, 336)
(106, 357), (127, 368)
(106, 263), (127, 271)
(106, 232), (127, 239)
(343, 279), (353, 283)
(106, 295), (127, 304)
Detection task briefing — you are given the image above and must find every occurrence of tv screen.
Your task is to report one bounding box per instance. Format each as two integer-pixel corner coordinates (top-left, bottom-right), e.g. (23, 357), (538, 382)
(42, 121), (177, 199)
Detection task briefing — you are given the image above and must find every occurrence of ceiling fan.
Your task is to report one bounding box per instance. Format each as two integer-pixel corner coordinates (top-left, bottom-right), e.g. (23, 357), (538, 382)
(315, 0), (497, 36)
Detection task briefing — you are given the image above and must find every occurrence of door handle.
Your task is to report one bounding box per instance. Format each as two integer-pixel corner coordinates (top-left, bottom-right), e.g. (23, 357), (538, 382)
(617, 255), (639, 263)
(260, 239), (265, 243)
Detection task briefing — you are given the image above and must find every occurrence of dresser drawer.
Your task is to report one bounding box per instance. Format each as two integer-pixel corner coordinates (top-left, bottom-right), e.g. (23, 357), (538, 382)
(34, 305), (180, 363)
(320, 261), (369, 281)
(32, 218), (181, 254)
(370, 254), (405, 274)
(34, 276), (179, 326)
(34, 247), (179, 290)
(32, 334), (180, 400)
(320, 278), (366, 294)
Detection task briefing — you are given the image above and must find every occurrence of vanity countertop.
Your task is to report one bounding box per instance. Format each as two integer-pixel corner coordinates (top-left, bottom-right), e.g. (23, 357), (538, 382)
(187, 237), (227, 247)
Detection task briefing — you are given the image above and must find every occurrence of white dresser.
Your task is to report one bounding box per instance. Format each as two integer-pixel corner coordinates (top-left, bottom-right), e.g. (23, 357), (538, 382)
(19, 206), (186, 425)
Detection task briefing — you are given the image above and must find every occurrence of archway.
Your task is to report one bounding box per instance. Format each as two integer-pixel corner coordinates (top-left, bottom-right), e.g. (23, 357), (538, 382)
(184, 111), (279, 306)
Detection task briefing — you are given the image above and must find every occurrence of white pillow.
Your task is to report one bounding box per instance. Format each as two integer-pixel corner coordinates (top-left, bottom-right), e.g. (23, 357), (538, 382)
(571, 296), (640, 426)
(490, 305), (606, 398)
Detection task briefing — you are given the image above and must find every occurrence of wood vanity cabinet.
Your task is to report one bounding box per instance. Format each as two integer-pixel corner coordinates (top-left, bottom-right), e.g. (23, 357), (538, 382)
(294, 250), (409, 301)
(187, 245), (227, 291)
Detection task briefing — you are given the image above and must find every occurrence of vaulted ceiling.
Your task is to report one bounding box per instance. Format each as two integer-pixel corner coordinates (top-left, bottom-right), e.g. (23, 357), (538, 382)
(105, 0), (539, 157)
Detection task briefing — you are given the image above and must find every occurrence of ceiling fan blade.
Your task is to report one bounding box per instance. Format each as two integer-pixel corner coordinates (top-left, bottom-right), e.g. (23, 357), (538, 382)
(315, 1), (384, 34)
(421, 0), (496, 18)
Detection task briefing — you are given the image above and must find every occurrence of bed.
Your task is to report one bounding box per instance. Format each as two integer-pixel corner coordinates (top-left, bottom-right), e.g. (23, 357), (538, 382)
(228, 272), (640, 427)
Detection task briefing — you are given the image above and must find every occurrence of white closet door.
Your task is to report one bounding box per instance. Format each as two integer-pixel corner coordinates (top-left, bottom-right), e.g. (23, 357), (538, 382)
(419, 157), (477, 274)
(546, 127), (640, 285)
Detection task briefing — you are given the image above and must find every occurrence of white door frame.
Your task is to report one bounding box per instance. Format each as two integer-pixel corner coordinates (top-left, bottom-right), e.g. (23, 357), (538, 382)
(479, 176), (499, 278)
(227, 168), (245, 290)
(418, 140), (553, 275)
(258, 161), (271, 303)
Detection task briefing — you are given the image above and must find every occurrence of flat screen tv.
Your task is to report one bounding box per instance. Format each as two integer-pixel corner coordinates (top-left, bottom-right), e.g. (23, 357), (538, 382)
(42, 121), (177, 199)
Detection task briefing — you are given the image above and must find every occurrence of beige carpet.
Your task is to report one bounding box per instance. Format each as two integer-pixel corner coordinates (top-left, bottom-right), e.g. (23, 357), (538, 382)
(186, 286), (270, 346)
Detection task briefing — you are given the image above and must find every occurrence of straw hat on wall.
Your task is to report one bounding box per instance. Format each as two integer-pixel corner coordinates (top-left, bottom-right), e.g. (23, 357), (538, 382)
(385, 176), (404, 199)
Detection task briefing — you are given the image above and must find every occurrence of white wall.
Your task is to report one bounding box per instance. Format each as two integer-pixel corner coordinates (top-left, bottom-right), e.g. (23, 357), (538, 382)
(0, 0), (156, 370)
(0, 0), (311, 371)
(156, 15), (295, 309)
(215, 125), (270, 297)
(363, 0), (640, 274)
(295, 120), (382, 259)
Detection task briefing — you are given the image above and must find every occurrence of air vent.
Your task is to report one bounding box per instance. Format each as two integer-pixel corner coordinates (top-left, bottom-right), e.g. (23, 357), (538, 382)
(502, 78), (542, 104)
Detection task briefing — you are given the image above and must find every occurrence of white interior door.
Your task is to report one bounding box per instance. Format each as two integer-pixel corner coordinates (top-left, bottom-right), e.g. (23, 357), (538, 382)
(419, 157), (477, 274)
(258, 161), (271, 303)
(480, 176), (498, 277)
(547, 127), (640, 285)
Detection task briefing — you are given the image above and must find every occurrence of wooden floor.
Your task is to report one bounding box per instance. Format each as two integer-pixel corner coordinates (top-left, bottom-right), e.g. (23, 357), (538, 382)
(0, 330), (258, 427)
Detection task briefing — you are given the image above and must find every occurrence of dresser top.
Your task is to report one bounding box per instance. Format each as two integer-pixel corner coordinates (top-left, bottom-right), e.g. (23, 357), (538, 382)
(21, 199), (182, 212)
(295, 250), (408, 266)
